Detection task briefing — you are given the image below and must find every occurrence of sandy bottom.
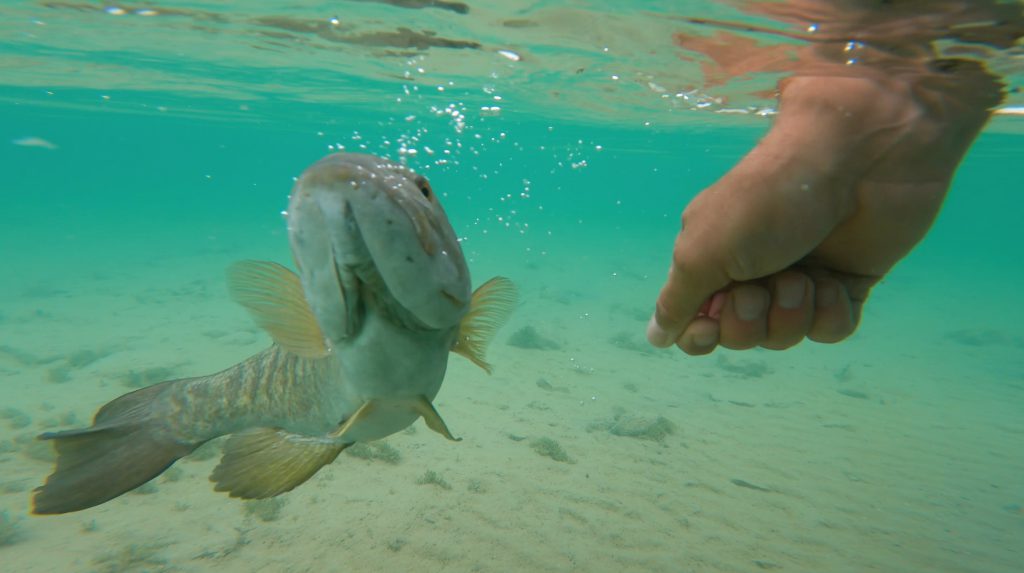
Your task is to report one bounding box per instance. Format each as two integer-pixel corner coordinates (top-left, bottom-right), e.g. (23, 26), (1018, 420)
(1, 231), (1022, 573)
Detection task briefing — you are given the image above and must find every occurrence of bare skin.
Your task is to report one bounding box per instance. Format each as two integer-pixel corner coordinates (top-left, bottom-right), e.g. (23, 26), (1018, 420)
(647, 64), (1003, 354)
(648, 0), (1021, 354)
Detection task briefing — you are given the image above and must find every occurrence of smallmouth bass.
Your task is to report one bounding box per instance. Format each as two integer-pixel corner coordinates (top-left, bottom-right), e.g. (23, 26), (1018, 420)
(32, 153), (517, 514)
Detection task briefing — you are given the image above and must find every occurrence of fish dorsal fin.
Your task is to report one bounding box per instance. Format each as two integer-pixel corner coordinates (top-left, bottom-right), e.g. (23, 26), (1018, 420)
(451, 276), (518, 374)
(226, 260), (329, 358)
(210, 428), (346, 499)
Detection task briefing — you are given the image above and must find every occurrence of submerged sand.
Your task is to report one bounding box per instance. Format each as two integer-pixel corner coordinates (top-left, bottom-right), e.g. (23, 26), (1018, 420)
(1, 231), (1022, 573)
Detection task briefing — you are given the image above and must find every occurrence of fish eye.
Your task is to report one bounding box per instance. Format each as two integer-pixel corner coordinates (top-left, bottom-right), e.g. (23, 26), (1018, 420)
(415, 177), (433, 199)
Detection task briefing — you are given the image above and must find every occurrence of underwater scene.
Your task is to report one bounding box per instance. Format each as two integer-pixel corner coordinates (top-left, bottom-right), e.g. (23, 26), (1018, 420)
(1, 1), (1023, 572)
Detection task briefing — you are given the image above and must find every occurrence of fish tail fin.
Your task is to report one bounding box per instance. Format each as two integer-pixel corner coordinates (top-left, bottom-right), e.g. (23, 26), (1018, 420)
(32, 380), (195, 515)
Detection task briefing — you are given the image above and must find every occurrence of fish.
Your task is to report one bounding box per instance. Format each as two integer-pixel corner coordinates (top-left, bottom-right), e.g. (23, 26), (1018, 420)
(12, 136), (58, 150)
(31, 152), (517, 514)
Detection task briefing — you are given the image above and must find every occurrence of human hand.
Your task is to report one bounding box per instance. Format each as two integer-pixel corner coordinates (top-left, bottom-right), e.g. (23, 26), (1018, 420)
(648, 67), (1001, 355)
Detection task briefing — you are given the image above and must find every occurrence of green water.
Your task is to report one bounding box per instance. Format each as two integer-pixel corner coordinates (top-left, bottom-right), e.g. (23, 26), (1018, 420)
(2, 2), (1023, 572)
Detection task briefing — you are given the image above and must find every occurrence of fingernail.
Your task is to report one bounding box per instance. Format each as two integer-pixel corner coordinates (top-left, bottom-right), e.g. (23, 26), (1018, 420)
(735, 290), (767, 321)
(777, 277), (806, 310)
(817, 283), (838, 308)
(646, 316), (673, 347)
(692, 330), (716, 348)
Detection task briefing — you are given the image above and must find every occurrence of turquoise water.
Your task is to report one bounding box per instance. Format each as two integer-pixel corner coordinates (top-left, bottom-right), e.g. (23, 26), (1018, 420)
(2, 2), (1024, 572)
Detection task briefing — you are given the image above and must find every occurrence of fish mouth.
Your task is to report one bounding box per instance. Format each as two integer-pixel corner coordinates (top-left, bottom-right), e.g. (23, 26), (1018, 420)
(287, 153), (471, 345)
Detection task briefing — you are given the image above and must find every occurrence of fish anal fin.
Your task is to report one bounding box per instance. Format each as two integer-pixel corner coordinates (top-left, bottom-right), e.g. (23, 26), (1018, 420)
(210, 428), (345, 499)
(451, 276), (518, 373)
(226, 260), (329, 358)
(413, 396), (461, 442)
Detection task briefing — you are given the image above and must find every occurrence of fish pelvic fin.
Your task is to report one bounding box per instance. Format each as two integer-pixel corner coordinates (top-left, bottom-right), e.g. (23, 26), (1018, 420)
(226, 260), (329, 358)
(210, 428), (347, 499)
(32, 381), (194, 515)
(451, 276), (518, 373)
(412, 395), (461, 442)
(331, 400), (376, 441)
(331, 398), (460, 443)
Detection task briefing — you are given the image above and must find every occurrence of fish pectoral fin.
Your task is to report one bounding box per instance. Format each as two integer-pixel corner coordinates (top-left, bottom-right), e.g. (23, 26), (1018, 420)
(210, 428), (346, 499)
(226, 260), (329, 358)
(413, 396), (461, 442)
(451, 276), (518, 374)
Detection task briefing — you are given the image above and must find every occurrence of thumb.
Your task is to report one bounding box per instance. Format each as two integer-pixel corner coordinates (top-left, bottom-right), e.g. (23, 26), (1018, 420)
(647, 216), (732, 348)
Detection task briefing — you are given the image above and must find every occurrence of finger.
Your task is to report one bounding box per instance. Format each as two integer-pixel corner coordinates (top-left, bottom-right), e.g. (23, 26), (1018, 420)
(675, 316), (720, 355)
(717, 283), (769, 350)
(807, 277), (856, 343)
(762, 271), (815, 350)
(648, 228), (731, 348)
